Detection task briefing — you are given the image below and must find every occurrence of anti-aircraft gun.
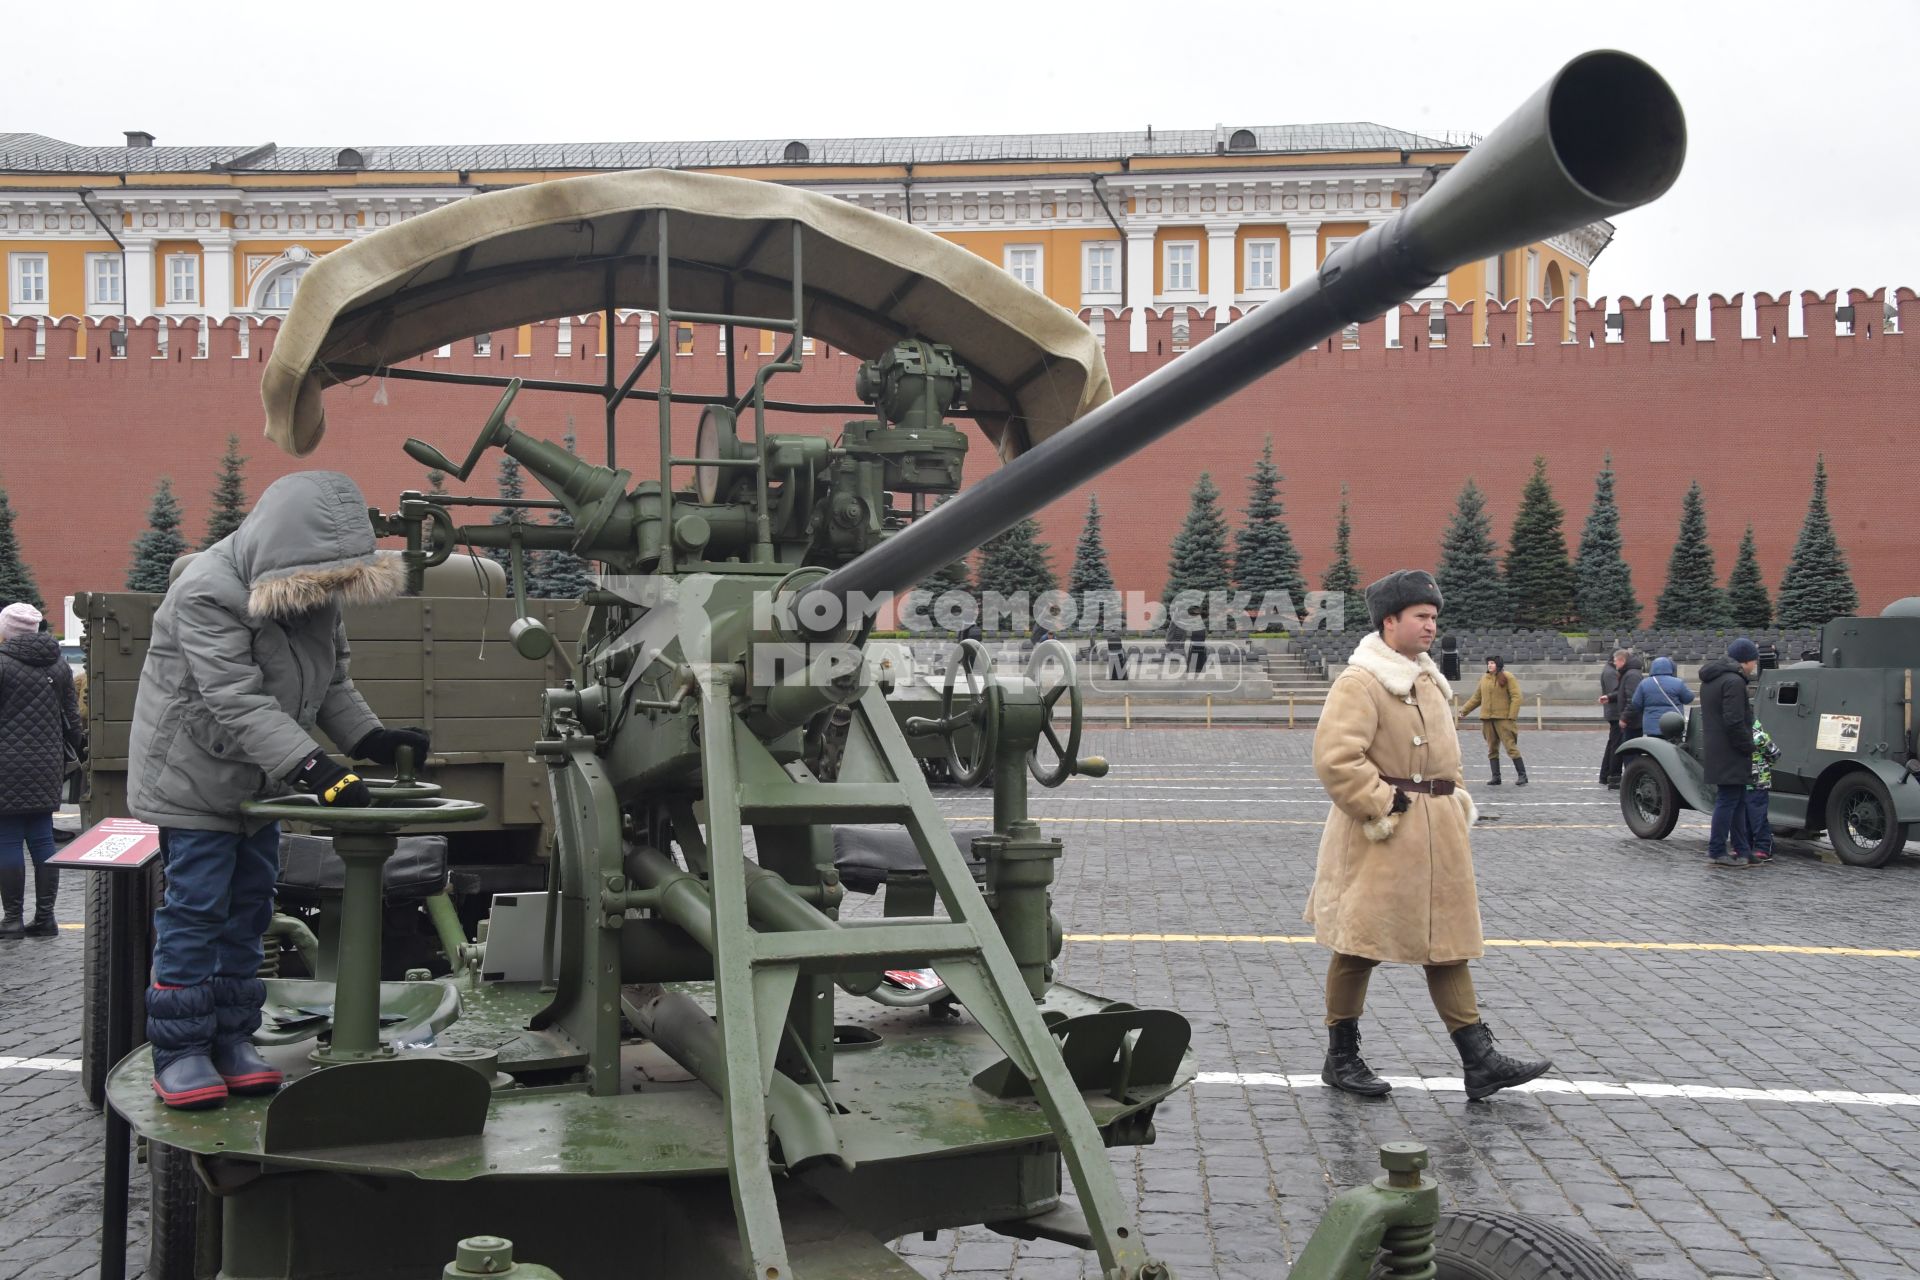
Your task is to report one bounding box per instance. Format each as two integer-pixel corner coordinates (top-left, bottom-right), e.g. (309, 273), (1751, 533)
(104, 50), (1684, 1280)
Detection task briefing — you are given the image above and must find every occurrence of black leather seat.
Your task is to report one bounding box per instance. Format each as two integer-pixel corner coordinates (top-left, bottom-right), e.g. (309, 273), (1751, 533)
(832, 826), (991, 896)
(275, 832), (451, 904)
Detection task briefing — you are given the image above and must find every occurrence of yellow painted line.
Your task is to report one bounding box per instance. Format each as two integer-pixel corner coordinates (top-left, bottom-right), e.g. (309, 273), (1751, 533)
(1065, 934), (1920, 960)
(945, 816), (1629, 830)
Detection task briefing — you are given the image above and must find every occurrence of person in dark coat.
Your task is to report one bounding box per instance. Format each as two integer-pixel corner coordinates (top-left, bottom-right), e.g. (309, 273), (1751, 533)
(0, 603), (81, 939)
(1617, 654), (1645, 748)
(1698, 638), (1760, 869)
(1598, 649), (1630, 786)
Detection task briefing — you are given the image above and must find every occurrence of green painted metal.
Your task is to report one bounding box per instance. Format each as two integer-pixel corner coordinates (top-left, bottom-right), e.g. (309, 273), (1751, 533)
(1289, 1143), (1439, 1280)
(444, 1235), (565, 1280)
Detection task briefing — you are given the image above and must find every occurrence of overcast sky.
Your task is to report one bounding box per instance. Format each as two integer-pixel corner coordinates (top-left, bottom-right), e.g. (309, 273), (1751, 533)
(11, 1), (1915, 302)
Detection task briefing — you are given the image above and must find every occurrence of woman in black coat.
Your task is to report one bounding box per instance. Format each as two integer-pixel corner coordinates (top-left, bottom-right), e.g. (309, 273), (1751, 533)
(0, 603), (81, 936)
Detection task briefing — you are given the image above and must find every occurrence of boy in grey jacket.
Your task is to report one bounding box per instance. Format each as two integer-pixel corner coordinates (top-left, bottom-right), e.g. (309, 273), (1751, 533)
(128, 471), (427, 1108)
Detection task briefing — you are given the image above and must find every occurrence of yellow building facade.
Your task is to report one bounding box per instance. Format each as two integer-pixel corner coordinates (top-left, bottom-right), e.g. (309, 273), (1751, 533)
(0, 125), (1608, 350)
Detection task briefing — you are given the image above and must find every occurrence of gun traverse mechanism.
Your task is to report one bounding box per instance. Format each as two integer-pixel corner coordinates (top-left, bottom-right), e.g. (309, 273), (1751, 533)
(105, 50), (1683, 1280)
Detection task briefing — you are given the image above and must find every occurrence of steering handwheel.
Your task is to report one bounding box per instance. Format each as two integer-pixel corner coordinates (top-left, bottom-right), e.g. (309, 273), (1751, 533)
(938, 639), (1002, 787)
(1025, 639), (1087, 788)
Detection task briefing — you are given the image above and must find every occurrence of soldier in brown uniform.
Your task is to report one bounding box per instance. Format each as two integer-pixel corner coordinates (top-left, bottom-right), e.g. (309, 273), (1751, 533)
(1306, 570), (1553, 1101)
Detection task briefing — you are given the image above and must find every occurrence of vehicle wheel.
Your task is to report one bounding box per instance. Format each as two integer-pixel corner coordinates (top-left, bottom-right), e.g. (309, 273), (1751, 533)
(1372, 1209), (1632, 1280)
(1825, 772), (1906, 868)
(149, 1141), (221, 1280)
(1619, 758), (1679, 840)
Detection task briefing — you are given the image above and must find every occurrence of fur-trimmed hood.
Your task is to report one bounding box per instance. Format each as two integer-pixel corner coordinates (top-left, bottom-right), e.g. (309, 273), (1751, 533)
(1344, 631), (1450, 698)
(224, 471), (404, 618)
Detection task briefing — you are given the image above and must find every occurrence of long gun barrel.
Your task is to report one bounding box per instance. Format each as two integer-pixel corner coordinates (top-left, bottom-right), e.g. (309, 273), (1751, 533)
(801, 50), (1684, 628)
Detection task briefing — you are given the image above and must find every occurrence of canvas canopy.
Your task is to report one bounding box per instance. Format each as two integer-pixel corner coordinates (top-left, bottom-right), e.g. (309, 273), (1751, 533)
(260, 169), (1112, 461)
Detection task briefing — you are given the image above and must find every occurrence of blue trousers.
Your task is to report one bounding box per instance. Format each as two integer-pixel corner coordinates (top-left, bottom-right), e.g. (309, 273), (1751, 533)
(1745, 788), (1773, 854)
(1708, 784), (1753, 858)
(152, 825), (281, 988)
(0, 812), (56, 870)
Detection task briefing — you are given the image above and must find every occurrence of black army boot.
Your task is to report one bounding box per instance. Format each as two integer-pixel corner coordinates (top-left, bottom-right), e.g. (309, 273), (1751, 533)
(1322, 1019), (1392, 1097)
(1513, 758), (1530, 788)
(1487, 756), (1502, 786)
(24, 860), (59, 938)
(1450, 1022), (1553, 1101)
(0, 865), (24, 939)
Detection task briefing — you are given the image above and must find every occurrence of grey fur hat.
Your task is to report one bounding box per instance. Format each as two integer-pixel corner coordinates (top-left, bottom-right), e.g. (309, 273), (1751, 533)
(1364, 569), (1444, 628)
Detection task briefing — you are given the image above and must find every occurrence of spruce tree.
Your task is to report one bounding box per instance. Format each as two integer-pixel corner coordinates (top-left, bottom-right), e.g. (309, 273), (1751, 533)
(1162, 472), (1232, 631)
(0, 484), (44, 612)
(1436, 479), (1510, 628)
(1653, 481), (1730, 628)
(1503, 456), (1576, 630)
(1319, 483), (1364, 632)
(975, 517), (1056, 604)
(531, 427), (592, 599)
(1233, 436), (1307, 615)
(1573, 454), (1641, 632)
(1726, 525), (1773, 630)
(488, 454), (540, 588)
(201, 433), (249, 549)
(1068, 493), (1120, 633)
(127, 477), (189, 592)
(1776, 455), (1860, 628)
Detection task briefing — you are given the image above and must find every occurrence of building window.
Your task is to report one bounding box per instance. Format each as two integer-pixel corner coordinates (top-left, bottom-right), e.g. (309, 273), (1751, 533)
(674, 323), (694, 355)
(166, 254), (200, 306)
(1004, 245), (1042, 291)
(1082, 241), (1118, 299)
(1484, 255), (1505, 302)
(10, 254), (48, 308)
(258, 264), (308, 311)
(1567, 270), (1582, 303)
(1244, 239), (1278, 292)
(473, 332), (493, 356)
(1525, 249), (1539, 303)
(1164, 241), (1197, 294)
(88, 254), (123, 308)
(555, 317), (573, 356)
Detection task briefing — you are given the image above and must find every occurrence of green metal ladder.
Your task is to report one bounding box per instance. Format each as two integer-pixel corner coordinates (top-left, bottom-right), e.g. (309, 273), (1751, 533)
(694, 672), (1161, 1280)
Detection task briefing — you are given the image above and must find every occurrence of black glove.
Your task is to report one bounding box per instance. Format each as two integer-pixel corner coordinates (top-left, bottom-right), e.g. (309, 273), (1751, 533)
(290, 749), (372, 808)
(351, 727), (432, 768)
(1389, 789), (1411, 815)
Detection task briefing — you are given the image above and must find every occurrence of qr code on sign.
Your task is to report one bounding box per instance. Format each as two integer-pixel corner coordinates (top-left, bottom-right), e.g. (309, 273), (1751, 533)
(81, 833), (145, 862)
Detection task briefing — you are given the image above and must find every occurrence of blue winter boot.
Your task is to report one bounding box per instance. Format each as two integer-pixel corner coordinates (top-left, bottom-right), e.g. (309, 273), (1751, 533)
(210, 975), (282, 1095)
(147, 983), (227, 1109)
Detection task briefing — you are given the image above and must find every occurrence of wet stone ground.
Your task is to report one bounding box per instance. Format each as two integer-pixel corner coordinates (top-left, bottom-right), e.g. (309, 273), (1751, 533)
(5, 728), (1919, 1278)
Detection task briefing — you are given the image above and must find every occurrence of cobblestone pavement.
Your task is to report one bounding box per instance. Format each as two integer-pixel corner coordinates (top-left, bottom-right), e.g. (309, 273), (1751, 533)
(6, 729), (1919, 1278)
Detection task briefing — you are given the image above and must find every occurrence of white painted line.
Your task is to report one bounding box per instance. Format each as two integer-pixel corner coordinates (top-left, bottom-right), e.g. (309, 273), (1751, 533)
(1194, 1071), (1920, 1108)
(0, 1056), (82, 1073)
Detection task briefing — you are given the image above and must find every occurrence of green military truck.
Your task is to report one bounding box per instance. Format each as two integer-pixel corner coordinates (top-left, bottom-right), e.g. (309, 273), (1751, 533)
(75, 557), (584, 1105)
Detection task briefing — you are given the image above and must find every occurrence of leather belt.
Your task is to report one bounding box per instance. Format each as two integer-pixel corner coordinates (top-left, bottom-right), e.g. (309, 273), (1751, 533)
(1381, 775), (1456, 796)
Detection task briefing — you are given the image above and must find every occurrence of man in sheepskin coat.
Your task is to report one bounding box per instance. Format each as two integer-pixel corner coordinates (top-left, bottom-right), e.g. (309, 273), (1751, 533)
(128, 471), (428, 1109)
(1305, 569), (1552, 1101)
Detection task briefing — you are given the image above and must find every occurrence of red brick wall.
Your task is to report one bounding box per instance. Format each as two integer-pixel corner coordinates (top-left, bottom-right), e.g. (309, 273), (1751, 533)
(3, 290), (1914, 621)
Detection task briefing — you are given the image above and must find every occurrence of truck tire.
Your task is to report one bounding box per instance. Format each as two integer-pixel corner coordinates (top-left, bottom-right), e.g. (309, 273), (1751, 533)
(1825, 772), (1906, 867)
(1619, 758), (1679, 840)
(149, 1141), (221, 1280)
(1373, 1208), (1632, 1279)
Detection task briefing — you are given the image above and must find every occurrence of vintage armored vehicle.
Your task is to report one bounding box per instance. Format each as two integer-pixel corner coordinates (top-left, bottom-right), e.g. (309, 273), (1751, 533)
(95, 49), (1682, 1280)
(1618, 599), (1920, 867)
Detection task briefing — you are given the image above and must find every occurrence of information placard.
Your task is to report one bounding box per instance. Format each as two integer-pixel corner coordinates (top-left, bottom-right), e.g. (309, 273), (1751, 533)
(49, 818), (162, 871)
